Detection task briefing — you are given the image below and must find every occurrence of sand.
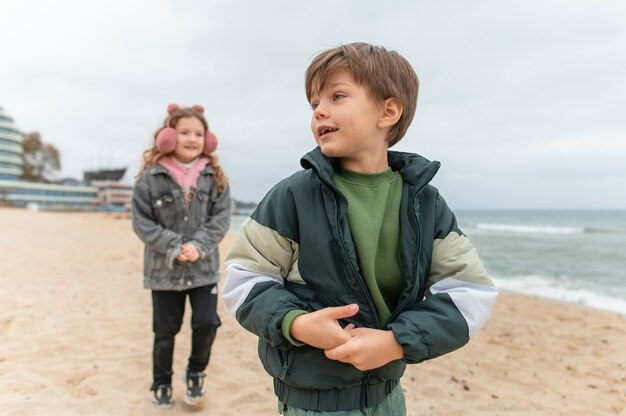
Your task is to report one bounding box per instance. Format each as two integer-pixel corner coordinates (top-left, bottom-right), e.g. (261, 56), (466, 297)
(0, 209), (625, 415)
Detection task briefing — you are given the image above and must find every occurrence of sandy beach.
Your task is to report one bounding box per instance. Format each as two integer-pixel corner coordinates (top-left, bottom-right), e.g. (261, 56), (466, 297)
(0, 209), (625, 415)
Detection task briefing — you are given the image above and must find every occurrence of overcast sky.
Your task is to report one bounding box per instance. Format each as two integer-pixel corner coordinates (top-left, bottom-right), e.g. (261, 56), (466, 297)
(2, 0), (625, 209)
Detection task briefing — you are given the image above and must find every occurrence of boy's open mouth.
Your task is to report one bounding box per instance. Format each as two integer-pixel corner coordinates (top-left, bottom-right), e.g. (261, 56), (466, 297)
(318, 127), (338, 137)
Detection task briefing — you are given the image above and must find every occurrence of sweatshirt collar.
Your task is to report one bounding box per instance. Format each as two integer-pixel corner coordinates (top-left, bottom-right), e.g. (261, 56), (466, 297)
(149, 158), (214, 176)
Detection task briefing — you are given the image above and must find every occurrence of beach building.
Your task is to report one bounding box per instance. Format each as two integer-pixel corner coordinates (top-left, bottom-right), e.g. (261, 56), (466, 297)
(0, 105), (24, 181)
(0, 106), (99, 210)
(93, 181), (133, 211)
(0, 180), (99, 209)
(83, 171), (131, 213)
(83, 168), (132, 212)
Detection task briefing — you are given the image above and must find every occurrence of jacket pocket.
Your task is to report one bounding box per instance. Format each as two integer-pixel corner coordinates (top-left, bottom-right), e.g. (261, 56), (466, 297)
(195, 191), (214, 221)
(152, 193), (176, 227)
(260, 341), (292, 380)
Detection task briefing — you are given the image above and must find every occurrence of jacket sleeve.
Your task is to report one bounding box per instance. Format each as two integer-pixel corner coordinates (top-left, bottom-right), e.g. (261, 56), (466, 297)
(222, 184), (310, 350)
(131, 175), (183, 255)
(387, 193), (498, 364)
(190, 185), (231, 259)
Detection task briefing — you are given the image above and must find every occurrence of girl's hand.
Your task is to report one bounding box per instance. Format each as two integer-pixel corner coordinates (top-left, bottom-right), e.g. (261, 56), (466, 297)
(180, 243), (200, 262)
(176, 248), (189, 262)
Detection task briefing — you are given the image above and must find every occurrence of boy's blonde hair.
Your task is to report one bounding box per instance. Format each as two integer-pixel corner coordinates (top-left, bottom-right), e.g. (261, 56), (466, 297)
(305, 42), (419, 147)
(137, 107), (228, 193)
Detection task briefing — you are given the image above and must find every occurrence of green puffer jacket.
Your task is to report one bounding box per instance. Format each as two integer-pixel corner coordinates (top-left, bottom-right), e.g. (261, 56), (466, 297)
(223, 148), (497, 412)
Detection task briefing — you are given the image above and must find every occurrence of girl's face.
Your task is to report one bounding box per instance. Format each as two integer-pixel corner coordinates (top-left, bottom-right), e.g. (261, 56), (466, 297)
(173, 117), (205, 163)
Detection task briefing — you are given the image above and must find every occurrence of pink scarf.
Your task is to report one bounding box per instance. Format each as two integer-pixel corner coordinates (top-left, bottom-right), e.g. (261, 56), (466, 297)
(158, 155), (209, 190)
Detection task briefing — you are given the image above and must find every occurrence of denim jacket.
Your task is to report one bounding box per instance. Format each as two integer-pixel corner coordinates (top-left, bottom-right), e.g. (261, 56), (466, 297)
(132, 163), (231, 291)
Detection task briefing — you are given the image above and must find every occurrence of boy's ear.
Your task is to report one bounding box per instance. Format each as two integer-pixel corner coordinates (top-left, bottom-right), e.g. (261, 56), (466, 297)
(378, 98), (403, 129)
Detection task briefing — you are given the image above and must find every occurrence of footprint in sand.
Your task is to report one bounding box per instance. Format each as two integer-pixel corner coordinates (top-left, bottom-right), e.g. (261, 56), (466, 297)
(0, 316), (15, 336)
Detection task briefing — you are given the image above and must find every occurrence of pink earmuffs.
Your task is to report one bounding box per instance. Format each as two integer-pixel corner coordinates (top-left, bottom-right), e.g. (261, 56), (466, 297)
(155, 103), (218, 154)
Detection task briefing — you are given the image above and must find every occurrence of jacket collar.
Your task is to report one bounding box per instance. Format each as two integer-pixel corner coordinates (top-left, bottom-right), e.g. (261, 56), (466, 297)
(300, 147), (440, 191)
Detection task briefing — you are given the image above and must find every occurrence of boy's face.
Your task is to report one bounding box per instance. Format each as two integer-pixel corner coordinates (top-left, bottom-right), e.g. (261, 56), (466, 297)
(309, 70), (388, 167)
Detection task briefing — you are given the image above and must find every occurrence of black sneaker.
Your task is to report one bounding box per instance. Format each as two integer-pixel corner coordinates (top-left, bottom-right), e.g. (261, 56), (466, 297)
(152, 384), (173, 408)
(183, 371), (205, 405)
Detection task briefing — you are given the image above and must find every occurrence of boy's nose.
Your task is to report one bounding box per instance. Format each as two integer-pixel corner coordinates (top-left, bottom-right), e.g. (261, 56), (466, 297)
(313, 103), (328, 118)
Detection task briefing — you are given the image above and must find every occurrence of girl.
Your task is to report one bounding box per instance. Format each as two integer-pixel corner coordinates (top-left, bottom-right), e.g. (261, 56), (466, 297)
(132, 104), (231, 408)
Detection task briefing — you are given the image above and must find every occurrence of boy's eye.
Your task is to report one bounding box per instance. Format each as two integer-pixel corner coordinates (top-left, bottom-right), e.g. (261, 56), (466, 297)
(332, 93), (345, 101)
(310, 102), (319, 110)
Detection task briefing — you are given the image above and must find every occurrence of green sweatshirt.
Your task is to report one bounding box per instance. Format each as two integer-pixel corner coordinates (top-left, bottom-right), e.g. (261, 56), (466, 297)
(333, 166), (404, 325)
(282, 166), (404, 343)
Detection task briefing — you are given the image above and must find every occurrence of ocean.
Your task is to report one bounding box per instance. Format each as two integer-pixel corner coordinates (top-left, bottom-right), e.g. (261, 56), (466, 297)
(457, 210), (626, 316)
(229, 210), (626, 316)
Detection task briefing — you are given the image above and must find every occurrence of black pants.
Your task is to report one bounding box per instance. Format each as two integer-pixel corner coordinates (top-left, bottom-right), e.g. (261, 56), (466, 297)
(151, 284), (221, 389)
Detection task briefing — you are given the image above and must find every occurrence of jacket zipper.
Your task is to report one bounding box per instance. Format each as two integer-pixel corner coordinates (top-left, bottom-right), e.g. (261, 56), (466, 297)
(280, 350), (291, 380)
(331, 187), (381, 329)
(361, 370), (372, 407)
(389, 190), (421, 323)
(328, 184), (380, 403)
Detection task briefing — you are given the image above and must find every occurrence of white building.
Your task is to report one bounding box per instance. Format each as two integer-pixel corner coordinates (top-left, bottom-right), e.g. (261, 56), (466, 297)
(91, 180), (133, 212)
(0, 106), (98, 210)
(0, 105), (24, 180)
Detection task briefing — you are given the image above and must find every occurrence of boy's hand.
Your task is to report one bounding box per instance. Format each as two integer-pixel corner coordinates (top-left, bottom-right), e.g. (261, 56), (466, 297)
(290, 304), (359, 350)
(324, 328), (404, 371)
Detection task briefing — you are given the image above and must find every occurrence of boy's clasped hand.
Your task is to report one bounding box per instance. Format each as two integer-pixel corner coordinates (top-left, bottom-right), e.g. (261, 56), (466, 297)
(290, 304), (404, 371)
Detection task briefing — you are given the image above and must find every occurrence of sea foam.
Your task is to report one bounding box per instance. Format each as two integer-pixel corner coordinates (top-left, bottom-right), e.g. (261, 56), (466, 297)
(493, 274), (626, 316)
(475, 223), (585, 235)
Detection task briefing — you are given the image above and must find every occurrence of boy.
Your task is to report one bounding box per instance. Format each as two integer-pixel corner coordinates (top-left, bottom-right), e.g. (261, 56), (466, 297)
(223, 42), (498, 415)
